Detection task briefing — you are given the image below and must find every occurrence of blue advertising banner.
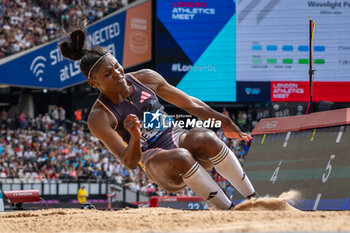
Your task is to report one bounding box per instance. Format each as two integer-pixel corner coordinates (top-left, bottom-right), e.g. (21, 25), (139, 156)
(0, 13), (125, 89)
(0, 0), (151, 89)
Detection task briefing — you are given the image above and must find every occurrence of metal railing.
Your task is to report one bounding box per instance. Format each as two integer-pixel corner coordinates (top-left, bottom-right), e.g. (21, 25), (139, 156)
(0, 179), (149, 203)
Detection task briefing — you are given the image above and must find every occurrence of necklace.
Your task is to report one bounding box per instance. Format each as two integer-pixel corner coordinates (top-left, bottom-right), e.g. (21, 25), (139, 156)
(127, 96), (133, 105)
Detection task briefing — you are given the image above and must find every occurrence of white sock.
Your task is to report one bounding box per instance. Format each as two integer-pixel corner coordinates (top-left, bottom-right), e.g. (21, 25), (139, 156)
(210, 144), (255, 197)
(181, 162), (233, 210)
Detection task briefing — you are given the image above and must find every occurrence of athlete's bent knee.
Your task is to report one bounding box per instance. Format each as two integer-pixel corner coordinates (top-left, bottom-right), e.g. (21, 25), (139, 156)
(171, 148), (195, 175)
(190, 130), (219, 150)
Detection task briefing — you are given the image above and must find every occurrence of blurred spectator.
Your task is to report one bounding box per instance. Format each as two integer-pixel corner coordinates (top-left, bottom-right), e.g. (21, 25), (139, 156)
(17, 111), (28, 129)
(107, 184), (122, 209)
(221, 107), (229, 117)
(51, 107), (59, 124)
(225, 183), (234, 199)
(74, 108), (82, 123)
(58, 106), (66, 127)
(42, 113), (53, 130)
(82, 108), (89, 122)
(237, 110), (247, 129)
(77, 185), (89, 204)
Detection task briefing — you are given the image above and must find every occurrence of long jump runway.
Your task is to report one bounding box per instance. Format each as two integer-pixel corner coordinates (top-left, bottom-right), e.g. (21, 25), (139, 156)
(1, 196), (350, 233)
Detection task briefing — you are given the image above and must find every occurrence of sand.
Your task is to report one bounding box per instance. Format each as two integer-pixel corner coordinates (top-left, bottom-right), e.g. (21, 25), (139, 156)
(1, 192), (350, 233)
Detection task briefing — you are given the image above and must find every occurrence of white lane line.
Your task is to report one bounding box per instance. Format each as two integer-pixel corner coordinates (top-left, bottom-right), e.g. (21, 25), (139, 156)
(283, 132), (291, 148)
(313, 193), (322, 210)
(336, 126), (345, 143)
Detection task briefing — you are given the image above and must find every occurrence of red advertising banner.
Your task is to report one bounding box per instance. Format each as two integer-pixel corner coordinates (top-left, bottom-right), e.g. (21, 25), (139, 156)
(271, 82), (350, 102)
(312, 82), (350, 102)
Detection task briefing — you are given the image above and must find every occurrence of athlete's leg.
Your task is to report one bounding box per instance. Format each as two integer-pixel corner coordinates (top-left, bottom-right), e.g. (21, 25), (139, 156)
(179, 128), (257, 198)
(144, 148), (233, 209)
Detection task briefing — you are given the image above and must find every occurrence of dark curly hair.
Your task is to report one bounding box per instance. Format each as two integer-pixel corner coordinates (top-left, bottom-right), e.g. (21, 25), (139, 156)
(58, 28), (109, 79)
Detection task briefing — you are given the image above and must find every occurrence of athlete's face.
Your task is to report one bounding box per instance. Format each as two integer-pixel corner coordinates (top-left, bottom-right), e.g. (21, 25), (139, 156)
(88, 55), (126, 92)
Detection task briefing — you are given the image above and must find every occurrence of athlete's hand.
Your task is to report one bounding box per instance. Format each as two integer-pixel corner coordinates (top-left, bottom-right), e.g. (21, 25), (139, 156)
(237, 132), (252, 142)
(123, 114), (141, 139)
(222, 122), (252, 142)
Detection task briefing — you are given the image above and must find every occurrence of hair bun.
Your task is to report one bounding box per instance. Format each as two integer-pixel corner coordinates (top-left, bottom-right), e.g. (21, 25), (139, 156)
(59, 29), (87, 61)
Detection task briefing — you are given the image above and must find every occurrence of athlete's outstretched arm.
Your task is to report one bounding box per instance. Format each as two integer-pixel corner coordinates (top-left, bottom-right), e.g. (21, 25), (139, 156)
(88, 109), (142, 169)
(133, 69), (251, 141)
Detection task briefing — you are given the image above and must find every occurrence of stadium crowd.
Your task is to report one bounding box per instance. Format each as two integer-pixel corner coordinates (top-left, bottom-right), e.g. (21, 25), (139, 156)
(0, 0), (130, 59)
(0, 107), (253, 197)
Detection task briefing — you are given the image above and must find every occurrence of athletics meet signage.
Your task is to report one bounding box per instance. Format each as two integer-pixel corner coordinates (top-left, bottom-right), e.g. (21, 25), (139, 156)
(0, 0), (151, 90)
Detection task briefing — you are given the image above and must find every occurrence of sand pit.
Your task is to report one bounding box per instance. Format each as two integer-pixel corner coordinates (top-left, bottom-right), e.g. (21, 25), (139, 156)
(1, 207), (350, 233)
(234, 197), (299, 211)
(235, 190), (302, 212)
(1, 192), (349, 233)
(1, 205), (349, 232)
